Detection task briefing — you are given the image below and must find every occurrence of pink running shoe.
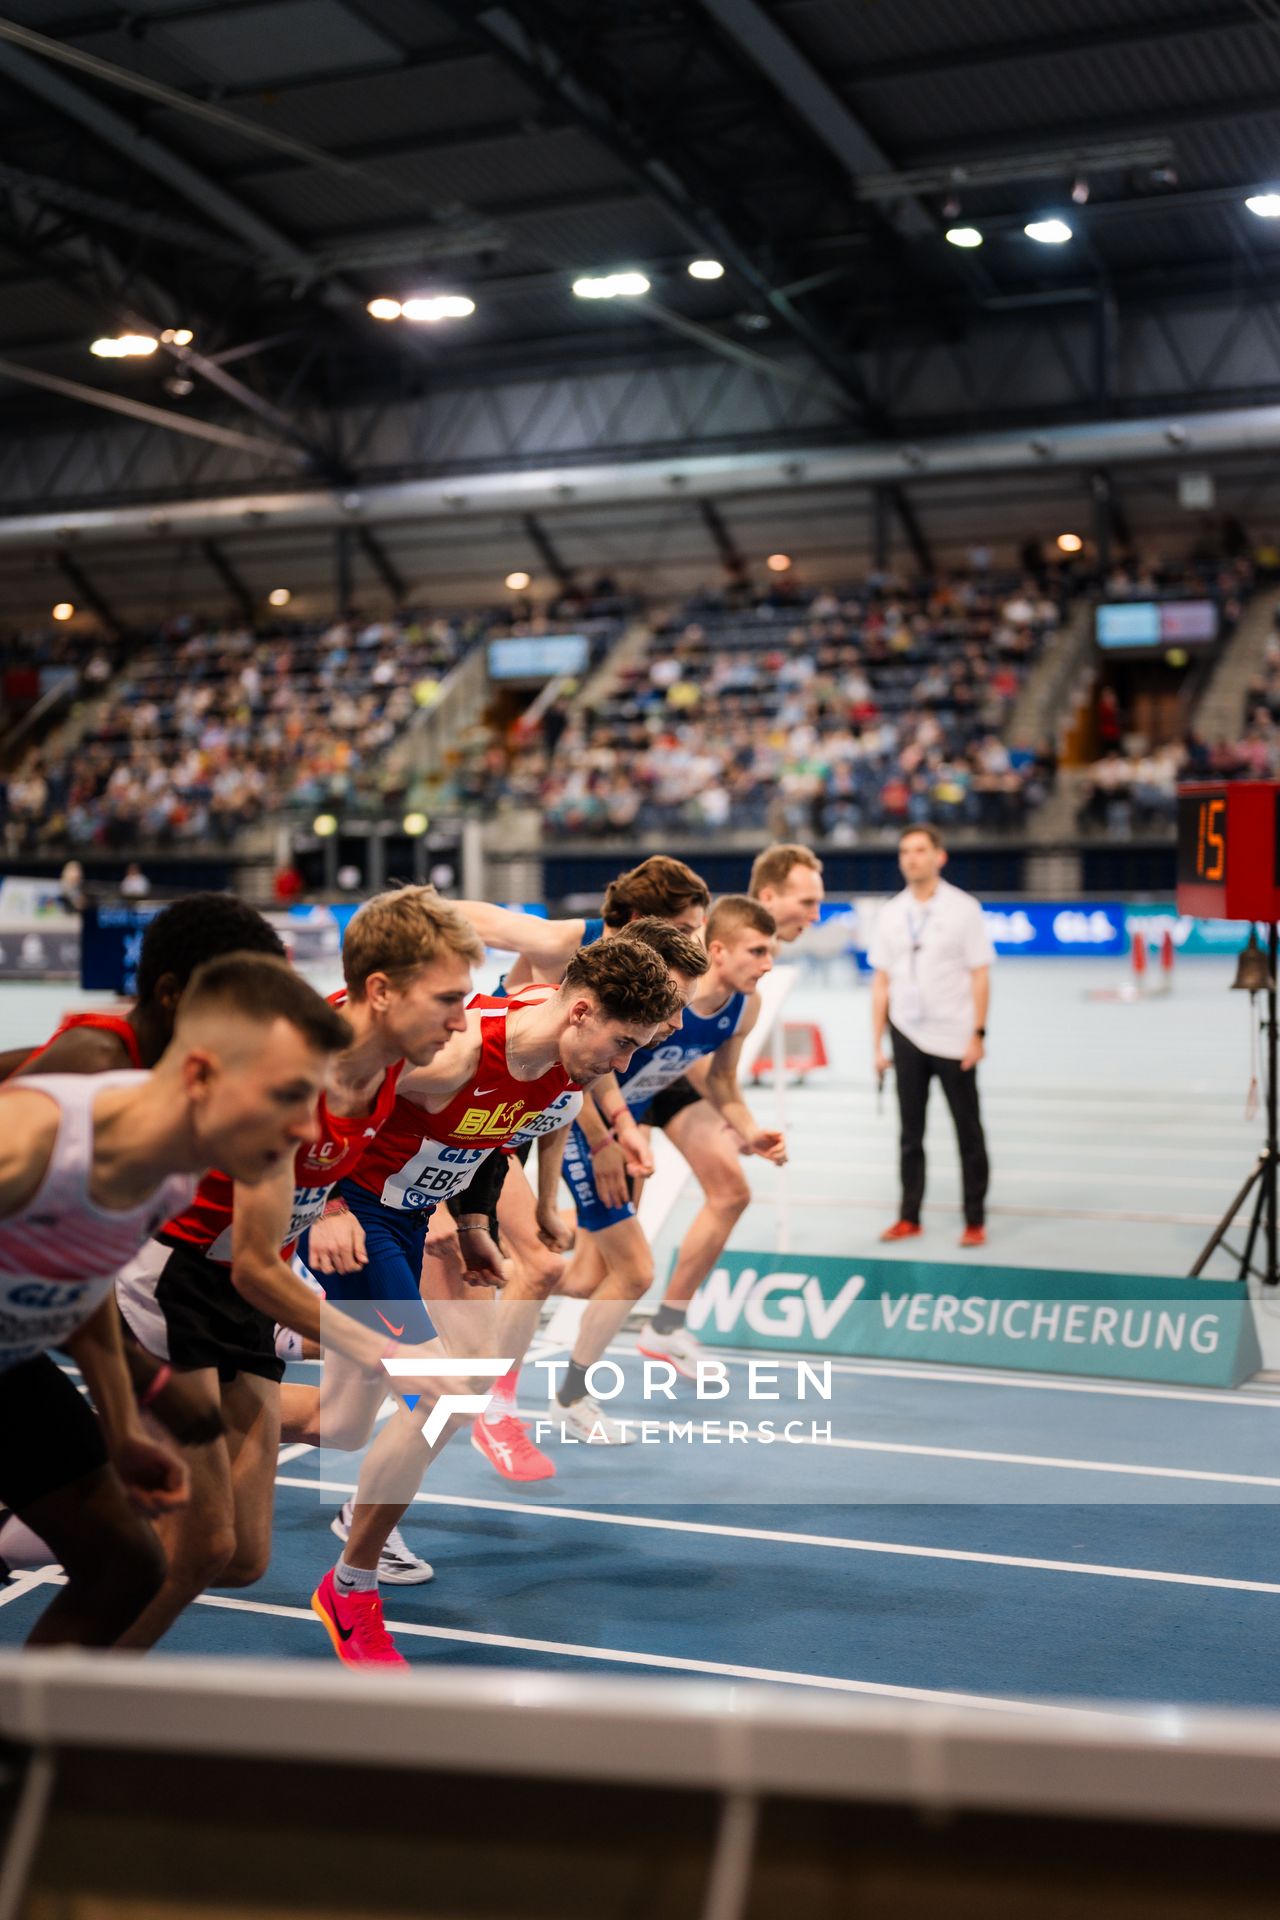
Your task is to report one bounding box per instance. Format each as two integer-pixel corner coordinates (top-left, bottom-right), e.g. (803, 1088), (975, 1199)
(471, 1414), (557, 1482)
(311, 1567), (408, 1667)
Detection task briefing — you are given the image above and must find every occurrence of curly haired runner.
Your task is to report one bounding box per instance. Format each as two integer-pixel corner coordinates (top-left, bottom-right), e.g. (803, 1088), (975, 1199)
(408, 857), (711, 1479)
(304, 936), (681, 1668)
(453, 854), (710, 997)
(540, 897), (786, 1438)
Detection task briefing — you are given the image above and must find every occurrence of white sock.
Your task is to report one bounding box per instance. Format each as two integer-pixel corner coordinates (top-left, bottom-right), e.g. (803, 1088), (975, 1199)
(483, 1365), (520, 1425)
(0, 1513), (55, 1572)
(274, 1324), (304, 1362)
(334, 1554), (378, 1594)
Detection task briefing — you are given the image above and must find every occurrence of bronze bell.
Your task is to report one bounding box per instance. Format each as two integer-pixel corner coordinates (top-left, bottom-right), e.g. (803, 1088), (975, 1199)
(1231, 927), (1274, 994)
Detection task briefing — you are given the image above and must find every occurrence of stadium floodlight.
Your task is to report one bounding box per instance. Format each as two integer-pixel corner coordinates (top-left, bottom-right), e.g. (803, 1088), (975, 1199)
(400, 294), (475, 322)
(505, 571), (531, 591)
(402, 811), (428, 835)
(688, 259), (725, 279)
(1025, 218), (1072, 244)
(159, 328), (195, 346)
(268, 587), (291, 607)
(312, 813), (338, 837)
(89, 333), (158, 357)
(945, 226), (983, 248)
(367, 298), (403, 321)
(572, 272), (650, 299)
(1246, 194), (1280, 218)
(1057, 532), (1084, 554)
(52, 602), (74, 621)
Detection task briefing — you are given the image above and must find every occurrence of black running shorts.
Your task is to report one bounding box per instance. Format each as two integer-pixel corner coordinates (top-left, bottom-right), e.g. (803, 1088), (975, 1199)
(132, 1240), (283, 1384)
(0, 1353), (108, 1509)
(644, 1076), (704, 1131)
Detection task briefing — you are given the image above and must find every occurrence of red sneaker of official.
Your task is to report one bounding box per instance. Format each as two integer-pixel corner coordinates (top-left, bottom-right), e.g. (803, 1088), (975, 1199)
(472, 1414), (556, 1481)
(959, 1225), (987, 1248)
(311, 1568), (408, 1667)
(879, 1220), (923, 1242)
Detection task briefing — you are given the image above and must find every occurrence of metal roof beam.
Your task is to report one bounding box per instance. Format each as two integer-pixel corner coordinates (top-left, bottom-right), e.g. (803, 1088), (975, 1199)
(56, 551), (121, 638)
(907, 89), (1280, 167)
(889, 485), (932, 573)
(201, 539), (255, 620)
(356, 527), (406, 604)
(217, 117), (575, 186)
(436, 0), (883, 428)
(521, 512), (577, 594)
(698, 0), (933, 240)
(0, 33), (353, 301)
(0, 354), (305, 463)
(699, 497), (748, 580)
(838, 4), (1257, 86)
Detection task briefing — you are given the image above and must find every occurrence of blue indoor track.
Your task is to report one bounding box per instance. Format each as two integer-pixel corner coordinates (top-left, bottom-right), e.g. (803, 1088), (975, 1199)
(3, 1343), (1278, 1714)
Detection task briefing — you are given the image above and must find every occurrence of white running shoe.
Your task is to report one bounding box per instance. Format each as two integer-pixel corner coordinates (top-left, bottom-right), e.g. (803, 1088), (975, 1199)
(330, 1499), (434, 1585)
(557, 1395), (636, 1444)
(636, 1324), (703, 1381)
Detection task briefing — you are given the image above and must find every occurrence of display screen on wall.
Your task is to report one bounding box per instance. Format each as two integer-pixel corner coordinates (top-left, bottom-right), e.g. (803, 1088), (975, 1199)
(487, 634), (590, 681)
(1095, 600), (1219, 651)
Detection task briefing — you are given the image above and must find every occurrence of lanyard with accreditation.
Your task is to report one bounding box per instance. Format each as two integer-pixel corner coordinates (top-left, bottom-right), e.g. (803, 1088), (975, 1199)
(898, 898), (933, 1025)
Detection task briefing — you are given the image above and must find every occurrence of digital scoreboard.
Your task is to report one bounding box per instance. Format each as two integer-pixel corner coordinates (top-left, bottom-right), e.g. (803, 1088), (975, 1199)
(1176, 780), (1280, 920)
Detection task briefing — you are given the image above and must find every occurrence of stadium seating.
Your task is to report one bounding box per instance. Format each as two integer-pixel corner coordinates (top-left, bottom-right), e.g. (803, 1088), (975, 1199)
(464, 577), (1062, 840)
(1, 613), (474, 851)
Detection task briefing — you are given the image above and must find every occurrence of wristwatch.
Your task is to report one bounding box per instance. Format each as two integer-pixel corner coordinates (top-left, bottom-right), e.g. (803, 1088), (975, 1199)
(974, 1027), (987, 1038)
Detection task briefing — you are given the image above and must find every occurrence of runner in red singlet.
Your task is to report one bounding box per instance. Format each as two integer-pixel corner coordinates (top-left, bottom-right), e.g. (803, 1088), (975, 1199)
(112, 887), (486, 1650)
(307, 936), (682, 1667)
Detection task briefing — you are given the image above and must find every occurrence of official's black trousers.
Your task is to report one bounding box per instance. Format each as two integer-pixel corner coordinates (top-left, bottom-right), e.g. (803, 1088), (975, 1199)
(889, 1023), (989, 1228)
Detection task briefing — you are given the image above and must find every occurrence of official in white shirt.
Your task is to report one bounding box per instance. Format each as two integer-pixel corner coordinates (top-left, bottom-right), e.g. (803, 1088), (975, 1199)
(868, 826), (995, 1247)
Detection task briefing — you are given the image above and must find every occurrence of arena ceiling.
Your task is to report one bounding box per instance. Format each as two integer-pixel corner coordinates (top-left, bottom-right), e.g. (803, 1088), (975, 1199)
(2, 0), (1280, 614)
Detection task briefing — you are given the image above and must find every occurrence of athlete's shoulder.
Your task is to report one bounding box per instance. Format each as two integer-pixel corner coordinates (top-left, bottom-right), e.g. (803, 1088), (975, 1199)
(25, 1023), (135, 1077)
(0, 1086), (60, 1213)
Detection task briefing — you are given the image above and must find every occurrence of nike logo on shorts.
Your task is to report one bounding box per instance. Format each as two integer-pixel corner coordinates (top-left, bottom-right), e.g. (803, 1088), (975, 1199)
(376, 1310), (406, 1337)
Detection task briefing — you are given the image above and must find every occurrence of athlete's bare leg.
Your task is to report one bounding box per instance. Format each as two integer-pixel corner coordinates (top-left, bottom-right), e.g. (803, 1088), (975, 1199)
(117, 1368), (281, 1647)
(21, 1467), (165, 1648)
(114, 1367), (235, 1648)
(657, 1100), (751, 1305)
(565, 1215), (654, 1375)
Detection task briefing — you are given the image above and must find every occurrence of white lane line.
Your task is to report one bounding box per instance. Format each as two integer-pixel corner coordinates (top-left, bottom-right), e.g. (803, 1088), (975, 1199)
(680, 1350), (1280, 1409)
(0, 1569), (58, 1610)
(276, 1443), (315, 1464)
(188, 1591), (1118, 1718)
(272, 1476), (1280, 1596)
(782, 1166), (1248, 1193)
(730, 1193), (1225, 1226)
(750, 1432), (1280, 1487)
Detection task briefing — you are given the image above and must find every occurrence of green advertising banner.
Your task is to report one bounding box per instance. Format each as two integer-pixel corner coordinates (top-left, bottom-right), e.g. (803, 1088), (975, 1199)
(683, 1254), (1262, 1388)
(1125, 903), (1251, 956)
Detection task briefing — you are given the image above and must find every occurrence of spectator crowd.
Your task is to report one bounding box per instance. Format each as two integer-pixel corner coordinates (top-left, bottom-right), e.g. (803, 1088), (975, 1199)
(1, 611), (476, 852)
(459, 577), (1060, 840)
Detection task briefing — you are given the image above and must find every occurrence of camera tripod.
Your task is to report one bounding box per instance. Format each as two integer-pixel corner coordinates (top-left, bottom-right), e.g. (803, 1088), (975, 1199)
(1191, 922), (1279, 1288)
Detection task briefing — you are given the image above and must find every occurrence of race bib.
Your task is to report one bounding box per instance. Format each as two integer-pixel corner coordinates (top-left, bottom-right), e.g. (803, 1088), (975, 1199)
(380, 1138), (491, 1211)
